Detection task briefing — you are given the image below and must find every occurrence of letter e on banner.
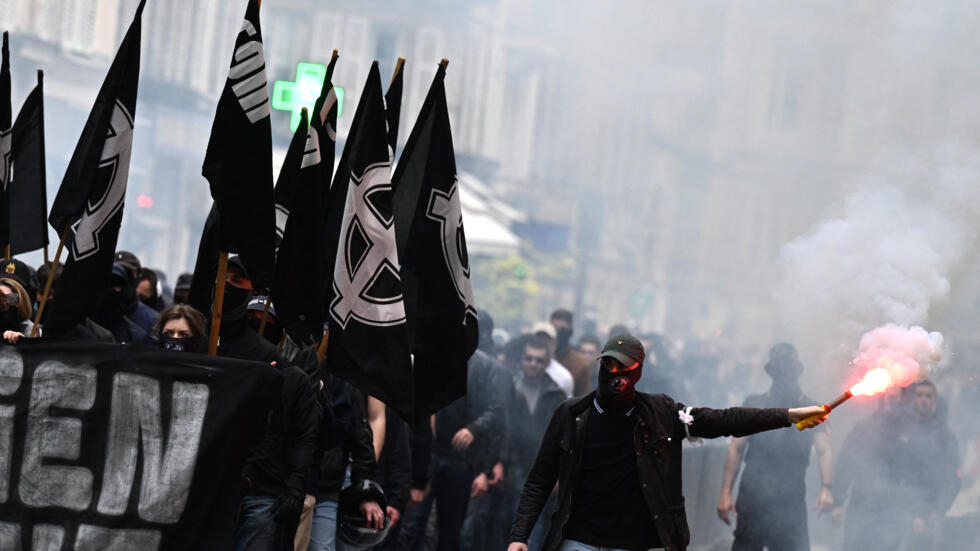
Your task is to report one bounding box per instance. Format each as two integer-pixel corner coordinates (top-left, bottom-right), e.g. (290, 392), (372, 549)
(19, 361), (97, 510)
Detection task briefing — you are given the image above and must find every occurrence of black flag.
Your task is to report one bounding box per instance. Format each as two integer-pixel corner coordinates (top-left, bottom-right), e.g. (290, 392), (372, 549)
(202, 0), (275, 291)
(325, 63), (413, 421)
(384, 60), (404, 161)
(273, 108), (324, 345)
(310, 52), (339, 192)
(10, 71), (48, 255)
(45, 1), (145, 333)
(187, 203), (221, 316)
(392, 63), (478, 416)
(273, 104), (310, 248)
(1, 31), (11, 252)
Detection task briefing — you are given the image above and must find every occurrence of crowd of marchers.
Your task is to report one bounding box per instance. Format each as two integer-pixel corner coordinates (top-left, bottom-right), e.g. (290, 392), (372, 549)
(0, 251), (971, 551)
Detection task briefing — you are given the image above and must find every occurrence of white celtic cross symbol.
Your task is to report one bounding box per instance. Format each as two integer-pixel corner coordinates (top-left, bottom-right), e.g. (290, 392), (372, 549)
(330, 161), (406, 328)
(71, 100), (133, 260)
(426, 180), (476, 321)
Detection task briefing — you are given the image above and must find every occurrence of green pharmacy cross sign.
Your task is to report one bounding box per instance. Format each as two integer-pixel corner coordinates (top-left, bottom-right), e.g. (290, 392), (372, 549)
(272, 62), (344, 131)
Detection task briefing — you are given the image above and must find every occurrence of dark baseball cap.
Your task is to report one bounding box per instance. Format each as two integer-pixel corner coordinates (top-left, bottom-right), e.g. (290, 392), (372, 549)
(1, 258), (38, 298)
(597, 333), (645, 367)
(175, 273), (193, 291)
(114, 251), (141, 273)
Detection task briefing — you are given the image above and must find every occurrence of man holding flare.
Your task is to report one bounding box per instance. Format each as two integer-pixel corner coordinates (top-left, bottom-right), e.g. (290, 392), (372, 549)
(507, 334), (828, 551)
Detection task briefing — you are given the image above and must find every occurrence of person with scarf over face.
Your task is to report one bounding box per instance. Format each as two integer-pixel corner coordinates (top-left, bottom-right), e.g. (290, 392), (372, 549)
(716, 343), (835, 551)
(0, 277), (37, 343)
(216, 257), (321, 551)
(90, 263), (158, 343)
(507, 335), (830, 551)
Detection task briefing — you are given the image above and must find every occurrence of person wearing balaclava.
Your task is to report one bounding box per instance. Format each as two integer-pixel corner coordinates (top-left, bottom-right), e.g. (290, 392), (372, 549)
(507, 334), (830, 551)
(217, 256), (320, 551)
(716, 343), (835, 551)
(90, 263), (156, 343)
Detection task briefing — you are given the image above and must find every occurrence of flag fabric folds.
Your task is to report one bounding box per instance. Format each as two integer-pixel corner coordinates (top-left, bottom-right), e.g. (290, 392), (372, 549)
(45, 1), (145, 333)
(273, 108), (324, 345)
(188, 203), (221, 317)
(384, 60), (403, 161)
(325, 63), (413, 421)
(392, 62), (478, 417)
(202, 0), (275, 291)
(10, 71), (48, 255)
(1, 32), (12, 252)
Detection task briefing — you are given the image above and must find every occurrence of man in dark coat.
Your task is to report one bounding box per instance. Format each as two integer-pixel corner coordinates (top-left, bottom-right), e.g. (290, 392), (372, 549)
(506, 334), (827, 551)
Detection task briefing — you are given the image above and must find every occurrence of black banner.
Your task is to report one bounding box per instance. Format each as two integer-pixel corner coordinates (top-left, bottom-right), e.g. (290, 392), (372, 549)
(0, 341), (281, 550)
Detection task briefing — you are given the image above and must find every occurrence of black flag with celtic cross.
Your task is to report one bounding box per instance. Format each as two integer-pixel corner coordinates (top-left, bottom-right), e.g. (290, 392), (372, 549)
(325, 62), (413, 422)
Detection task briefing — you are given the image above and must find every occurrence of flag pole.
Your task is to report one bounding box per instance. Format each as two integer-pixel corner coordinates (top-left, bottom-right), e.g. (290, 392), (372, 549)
(43, 245), (49, 264)
(316, 328), (329, 362)
(257, 295), (272, 334)
(391, 57), (405, 86)
(331, 48), (339, 64)
(440, 58), (449, 71)
(31, 224), (69, 337)
(208, 251), (229, 355)
(3, 245), (9, 259)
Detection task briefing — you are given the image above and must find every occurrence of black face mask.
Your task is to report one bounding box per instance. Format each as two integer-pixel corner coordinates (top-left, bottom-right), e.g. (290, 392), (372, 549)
(221, 285), (251, 321)
(160, 336), (200, 353)
(597, 364), (642, 405)
(247, 317), (283, 345)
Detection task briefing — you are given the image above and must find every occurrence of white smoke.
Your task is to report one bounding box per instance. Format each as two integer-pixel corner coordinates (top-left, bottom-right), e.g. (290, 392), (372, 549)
(851, 324), (944, 388)
(774, 148), (980, 375)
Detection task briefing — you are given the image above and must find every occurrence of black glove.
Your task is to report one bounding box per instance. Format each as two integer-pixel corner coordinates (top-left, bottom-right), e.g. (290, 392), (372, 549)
(269, 491), (304, 523)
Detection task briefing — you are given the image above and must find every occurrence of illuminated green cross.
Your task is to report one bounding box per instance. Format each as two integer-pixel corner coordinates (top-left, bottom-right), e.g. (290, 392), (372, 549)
(272, 62), (345, 131)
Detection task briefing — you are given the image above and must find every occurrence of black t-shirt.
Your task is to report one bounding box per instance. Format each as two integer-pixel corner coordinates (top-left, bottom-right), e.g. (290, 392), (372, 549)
(738, 392), (818, 503)
(566, 401), (661, 549)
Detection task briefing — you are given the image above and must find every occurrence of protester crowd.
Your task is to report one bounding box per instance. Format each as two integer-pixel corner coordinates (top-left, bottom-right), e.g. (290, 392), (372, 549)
(0, 249), (972, 551)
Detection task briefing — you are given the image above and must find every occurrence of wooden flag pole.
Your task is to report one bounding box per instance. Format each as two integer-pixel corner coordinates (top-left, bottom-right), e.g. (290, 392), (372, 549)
(43, 244), (49, 265)
(316, 329), (329, 362)
(4, 245), (10, 259)
(257, 296), (272, 334)
(207, 252), (229, 355)
(440, 58), (449, 71)
(391, 57), (406, 86)
(331, 48), (339, 64)
(31, 224), (69, 337)
(277, 331), (287, 353)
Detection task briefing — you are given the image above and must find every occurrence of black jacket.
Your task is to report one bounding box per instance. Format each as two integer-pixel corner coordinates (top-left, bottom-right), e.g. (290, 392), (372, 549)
(509, 372), (567, 477)
(314, 378), (378, 501)
(220, 321), (320, 499)
(241, 364), (320, 498)
(377, 406), (412, 513)
(434, 350), (508, 474)
(508, 391), (790, 551)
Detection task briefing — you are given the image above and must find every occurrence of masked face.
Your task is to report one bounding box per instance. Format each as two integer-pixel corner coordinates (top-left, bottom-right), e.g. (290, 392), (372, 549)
(160, 318), (199, 353)
(221, 285), (251, 321)
(160, 336), (200, 352)
(247, 316), (283, 344)
(597, 356), (642, 403)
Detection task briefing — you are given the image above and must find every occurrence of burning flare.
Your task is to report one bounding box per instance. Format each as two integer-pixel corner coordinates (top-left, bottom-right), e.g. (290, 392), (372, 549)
(849, 367), (892, 397)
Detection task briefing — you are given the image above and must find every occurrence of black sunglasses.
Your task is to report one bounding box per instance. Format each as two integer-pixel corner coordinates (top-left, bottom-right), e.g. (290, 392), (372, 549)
(523, 355), (548, 365)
